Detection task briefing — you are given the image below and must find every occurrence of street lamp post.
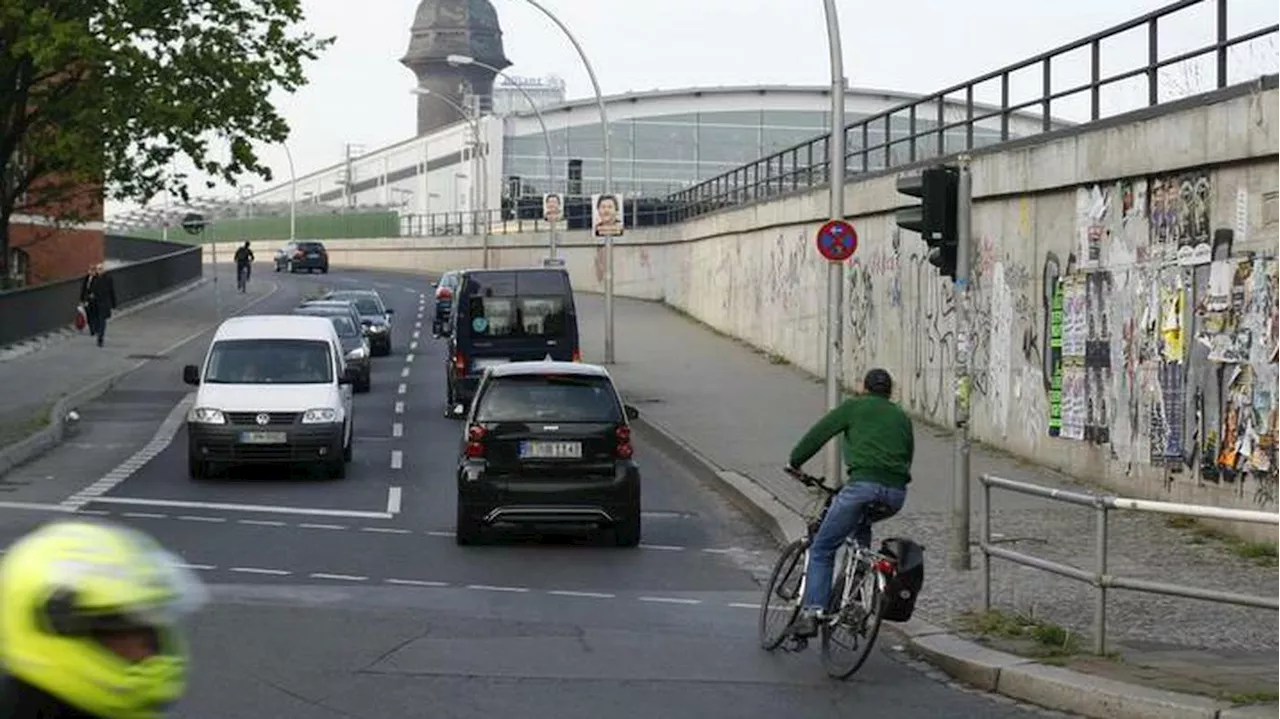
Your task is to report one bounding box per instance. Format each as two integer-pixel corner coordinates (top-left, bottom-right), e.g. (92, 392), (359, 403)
(409, 86), (490, 267)
(447, 54), (559, 259)
(821, 0), (848, 487)
(282, 143), (297, 242)
(516, 0), (615, 362)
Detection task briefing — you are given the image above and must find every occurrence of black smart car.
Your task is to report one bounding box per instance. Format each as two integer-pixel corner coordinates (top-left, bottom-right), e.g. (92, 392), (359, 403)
(431, 270), (461, 337)
(455, 360), (642, 547)
(323, 289), (393, 356)
(284, 241), (329, 273)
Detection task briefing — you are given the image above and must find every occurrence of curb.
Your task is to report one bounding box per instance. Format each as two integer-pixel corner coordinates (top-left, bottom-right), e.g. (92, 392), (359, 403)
(629, 408), (1271, 719)
(0, 279), (280, 479)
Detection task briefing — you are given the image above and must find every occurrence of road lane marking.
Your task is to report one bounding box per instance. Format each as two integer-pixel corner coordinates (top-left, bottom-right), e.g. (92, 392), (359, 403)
(122, 512), (166, 519)
(639, 544), (684, 551)
(639, 596), (702, 605)
(400, 367), (410, 378)
(412, 330), (420, 339)
(425, 530), (454, 538)
(386, 578), (448, 587)
(390, 450), (403, 469)
(0, 501), (76, 513)
(238, 519), (286, 527)
(410, 341), (418, 351)
(177, 515), (226, 523)
(80, 496), (393, 519)
(230, 567), (291, 576)
(548, 590), (615, 599)
(727, 602), (760, 609)
(392, 422), (403, 437)
(414, 321), (421, 329)
(310, 572), (366, 582)
(298, 523), (346, 530)
(467, 584), (529, 593)
(394, 401), (405, 414)
(362, 526), (411, 535)
(386, 486), (403, 514)
(397, 383), (406, 395)
(176, 563), (217, 571)
(405, 353), (414, 364)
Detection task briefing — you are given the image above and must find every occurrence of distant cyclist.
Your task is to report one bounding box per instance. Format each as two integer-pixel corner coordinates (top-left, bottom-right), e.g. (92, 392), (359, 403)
(784, 368), (914, 638)
(0, 518), (207, 718)
(233, 242), (254, 292)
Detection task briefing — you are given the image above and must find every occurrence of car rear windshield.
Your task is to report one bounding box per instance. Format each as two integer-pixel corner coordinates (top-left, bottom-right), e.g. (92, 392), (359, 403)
(439, 273), (459, 288)
(324, 315), (359, 337)
(462, 270), (569, 297)
(298, 242), (325, 252)
(475, 374), (622, 422)
(329, 293), (382, 315)
(204, 339), (334, 384)
(466, 296), (567, 337)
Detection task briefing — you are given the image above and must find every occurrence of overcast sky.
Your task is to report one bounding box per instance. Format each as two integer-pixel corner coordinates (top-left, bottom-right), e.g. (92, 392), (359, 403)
(110, 0), (1278, 218)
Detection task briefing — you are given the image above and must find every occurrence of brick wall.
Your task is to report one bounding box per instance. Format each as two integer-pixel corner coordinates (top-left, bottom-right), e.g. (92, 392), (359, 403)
(8, 177), (105, 285)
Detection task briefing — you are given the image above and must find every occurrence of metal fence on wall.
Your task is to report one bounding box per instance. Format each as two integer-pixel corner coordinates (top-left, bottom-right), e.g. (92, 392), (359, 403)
(0, 240), (203, 348)
(666, 0), (1279, 222)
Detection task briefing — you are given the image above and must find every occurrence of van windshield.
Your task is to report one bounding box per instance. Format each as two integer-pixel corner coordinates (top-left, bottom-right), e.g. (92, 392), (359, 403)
(204, 339), (334, 384)
(467, 296), (567, 337)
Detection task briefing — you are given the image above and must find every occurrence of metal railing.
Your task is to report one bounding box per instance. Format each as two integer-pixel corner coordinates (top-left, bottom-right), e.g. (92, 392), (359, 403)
(398, 202), (683, 238)
(667, 0), (1279, 222)
(977, 474), (1278, 655)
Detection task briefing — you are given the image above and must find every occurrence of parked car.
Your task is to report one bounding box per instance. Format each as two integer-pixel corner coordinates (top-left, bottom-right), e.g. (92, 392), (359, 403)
(293, 304), (372, 392)
(283, 240), (329, 273)
(182, 315), (357, 480)
(323, 289), (394, 356)
(273, 242), (298, 272)
(442, 267), (580, 417)
(454, 360), (642, 547)
(431, 270), (461, 337)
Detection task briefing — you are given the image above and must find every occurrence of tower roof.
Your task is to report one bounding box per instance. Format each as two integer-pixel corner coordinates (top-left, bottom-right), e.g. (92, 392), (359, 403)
(402, 0), (511, 70)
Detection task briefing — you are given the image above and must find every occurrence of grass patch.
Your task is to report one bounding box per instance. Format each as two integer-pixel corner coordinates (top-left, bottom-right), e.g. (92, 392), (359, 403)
(957, 608), (1085, 658)
(1163, 516), (1278, 567)
(0, 401), (56, 449)
(1223, 690), (1279, 706)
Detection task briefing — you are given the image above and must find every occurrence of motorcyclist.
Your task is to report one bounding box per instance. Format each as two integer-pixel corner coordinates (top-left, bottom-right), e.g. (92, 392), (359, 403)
(0, 519), (208, 718)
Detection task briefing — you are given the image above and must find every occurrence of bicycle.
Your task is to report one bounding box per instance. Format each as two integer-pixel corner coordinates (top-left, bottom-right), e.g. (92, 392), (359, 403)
(236, 263), (250, 293)
(758, 466), (899, 679)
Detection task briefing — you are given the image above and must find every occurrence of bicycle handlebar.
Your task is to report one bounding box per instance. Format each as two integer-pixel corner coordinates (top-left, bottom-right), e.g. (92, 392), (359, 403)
(784, 466), (835, 495)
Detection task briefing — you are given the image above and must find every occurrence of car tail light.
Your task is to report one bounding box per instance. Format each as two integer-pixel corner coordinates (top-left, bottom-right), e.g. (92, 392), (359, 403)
(465, 424), (486, 458)
(293, 249), (304, 258)
(873, 558), (895, 575)
(572, 347), (582, 363)
(615, 424), (633, 459)
(452, 350), (466, 378)
(436, 286), (453, 300)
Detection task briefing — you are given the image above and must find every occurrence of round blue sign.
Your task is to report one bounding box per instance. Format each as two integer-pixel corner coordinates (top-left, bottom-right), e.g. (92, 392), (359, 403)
(471, 317), (489, 333)
(816, 219), (858, 262)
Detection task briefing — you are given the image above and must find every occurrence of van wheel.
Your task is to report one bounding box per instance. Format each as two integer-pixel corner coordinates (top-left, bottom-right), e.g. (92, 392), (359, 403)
(455, 508), (483, 545)
(614, 510), (641, 547)
(327, 458), (346, 479)
(188, 454), (207, 480)
(343, 433), (353, 462)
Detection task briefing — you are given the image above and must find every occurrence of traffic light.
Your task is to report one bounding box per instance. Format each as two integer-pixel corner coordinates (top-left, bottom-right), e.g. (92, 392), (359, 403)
(895, 165), (959, 280)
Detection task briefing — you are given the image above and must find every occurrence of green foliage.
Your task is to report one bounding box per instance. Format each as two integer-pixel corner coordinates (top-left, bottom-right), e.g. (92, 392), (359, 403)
(0, 0), (333, 274)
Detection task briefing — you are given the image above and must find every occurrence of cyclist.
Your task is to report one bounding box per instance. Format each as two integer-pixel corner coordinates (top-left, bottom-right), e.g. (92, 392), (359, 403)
(784, 368), (914, 638)
(0, 519), (208, 718)
(233, 242), (254, 292)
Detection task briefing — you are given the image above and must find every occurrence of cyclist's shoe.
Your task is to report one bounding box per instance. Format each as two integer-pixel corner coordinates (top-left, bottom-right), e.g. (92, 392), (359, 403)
(790, 607), (821, 638)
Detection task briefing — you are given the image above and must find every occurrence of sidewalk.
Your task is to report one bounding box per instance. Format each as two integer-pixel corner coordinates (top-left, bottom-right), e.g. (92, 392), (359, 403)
(0, 278), (279, 476)
(575, 292), (1278, 718)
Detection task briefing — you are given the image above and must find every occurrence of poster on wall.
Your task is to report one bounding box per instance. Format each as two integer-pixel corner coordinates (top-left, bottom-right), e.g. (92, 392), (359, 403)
(1047, 277), (1065, 438)
(1149, 170), (1211, 266)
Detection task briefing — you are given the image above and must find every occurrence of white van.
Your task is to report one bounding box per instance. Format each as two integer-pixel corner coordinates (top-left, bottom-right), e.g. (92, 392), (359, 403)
(182, 315), (357, 479)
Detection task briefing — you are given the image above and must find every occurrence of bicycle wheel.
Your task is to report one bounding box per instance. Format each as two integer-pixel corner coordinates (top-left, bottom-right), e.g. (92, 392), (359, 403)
(820, 564), (885, 679)
(758, 539), (805, 650)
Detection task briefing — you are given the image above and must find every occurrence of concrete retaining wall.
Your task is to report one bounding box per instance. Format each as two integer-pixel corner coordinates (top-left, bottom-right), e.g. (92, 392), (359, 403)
(210, 81), (1280, 538)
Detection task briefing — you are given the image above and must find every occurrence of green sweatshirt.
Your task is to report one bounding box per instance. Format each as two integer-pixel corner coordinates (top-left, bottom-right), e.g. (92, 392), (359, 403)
(788, 394), (914, 487)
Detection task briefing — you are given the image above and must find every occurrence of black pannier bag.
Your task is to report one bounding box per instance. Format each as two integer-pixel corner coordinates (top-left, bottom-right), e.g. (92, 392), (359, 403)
(878, 537), (925, 622)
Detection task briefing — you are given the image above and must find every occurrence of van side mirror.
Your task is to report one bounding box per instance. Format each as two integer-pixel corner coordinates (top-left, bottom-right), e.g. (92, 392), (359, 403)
(182, 365), (200, 386)
(340, 367), (359, 385)
(430, 281), (438, 288)
(624, 404), (640, 421)
(385, 307), (395, 314)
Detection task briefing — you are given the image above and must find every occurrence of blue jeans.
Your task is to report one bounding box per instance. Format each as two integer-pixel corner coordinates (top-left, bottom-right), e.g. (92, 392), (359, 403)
(800, 480), (907, 611)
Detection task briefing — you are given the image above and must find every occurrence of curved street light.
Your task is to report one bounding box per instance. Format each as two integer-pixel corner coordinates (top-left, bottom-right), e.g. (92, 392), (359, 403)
(447, 54), (560, 260)
(511, 0), (616, 362)
(409, 86), (491, 267)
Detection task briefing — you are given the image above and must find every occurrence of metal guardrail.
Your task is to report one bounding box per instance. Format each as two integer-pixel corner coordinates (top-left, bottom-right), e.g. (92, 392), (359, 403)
(0, 241), (203, 347)
(104, 234), (194, 262)
(977, 473), (1278, 655)
(667, 0), (1279, 222)
(398, 203), (681, 237)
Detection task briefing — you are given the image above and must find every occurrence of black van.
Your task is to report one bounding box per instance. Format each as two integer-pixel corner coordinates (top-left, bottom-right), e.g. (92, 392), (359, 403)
(442, 268), (581, 416)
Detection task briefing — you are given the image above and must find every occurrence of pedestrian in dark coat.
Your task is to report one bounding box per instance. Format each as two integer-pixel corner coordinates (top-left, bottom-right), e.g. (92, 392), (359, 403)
(79, 263), (117, 347)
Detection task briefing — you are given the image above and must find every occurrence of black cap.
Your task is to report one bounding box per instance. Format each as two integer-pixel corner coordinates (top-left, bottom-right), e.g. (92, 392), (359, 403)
(864, 368), (893, 397)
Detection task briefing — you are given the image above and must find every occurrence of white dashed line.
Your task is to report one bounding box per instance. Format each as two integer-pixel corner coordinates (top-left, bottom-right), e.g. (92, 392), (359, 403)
(701, 548), (736, 555)
(361, 526), (411, 535)
(386, 487), (403, 514)
(390, 450), (403, 469)
(639, 596), (702, 605)
(298, 523), (346, 531)
(238, 519), (286, 527)
(397, 383), (406, 395)
(385, 578), (449, 587)
(175, 563), (217, 571)
(230, 567), (291, 576)
(414, 321), (421, 329)
(394, 401), (405, 414)
(122, 512), (166, 519)
(467, 584), (529, 593)
(639, 544), (684, 552)
(178, 515), (226, 523)
(548, 590), (616, 599)
(400, 367), (410, 378)
(310, 572), (367, 582)
(405, 353), (414, 363)
(410, 341), (418, 351)
(425, 530), (455, 538)
(412, 330), (420, 339)
(392, 422), (403, 437)
(727, 602), (760, 609)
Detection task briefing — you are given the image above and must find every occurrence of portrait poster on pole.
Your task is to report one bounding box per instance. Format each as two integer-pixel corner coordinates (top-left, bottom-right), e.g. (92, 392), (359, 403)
(591, 193), (624, 238)
(542, 193), (563, 223)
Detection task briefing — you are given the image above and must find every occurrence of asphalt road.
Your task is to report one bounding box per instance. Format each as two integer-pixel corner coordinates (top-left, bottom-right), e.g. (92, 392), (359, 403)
(0, 266), (1052, 718)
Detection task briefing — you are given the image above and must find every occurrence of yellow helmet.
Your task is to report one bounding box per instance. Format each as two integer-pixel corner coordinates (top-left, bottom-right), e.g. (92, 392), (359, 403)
(0, 519), (208, 719)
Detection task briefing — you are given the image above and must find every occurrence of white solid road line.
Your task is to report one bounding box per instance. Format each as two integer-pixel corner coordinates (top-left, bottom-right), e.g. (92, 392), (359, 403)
(390, 450), (403, 469)
(394, 401), (405, 414)
(386, 486), (403, 514)
(82, 496), (394, 519)
(392, 422), (403, 437)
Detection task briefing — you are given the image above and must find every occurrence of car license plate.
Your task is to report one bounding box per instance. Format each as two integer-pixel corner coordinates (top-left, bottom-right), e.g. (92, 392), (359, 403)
(239, 431), (286, 444)
(474, 358), (509, 369)
(307, 253), (319, 258)
(520, 441), (582, 459)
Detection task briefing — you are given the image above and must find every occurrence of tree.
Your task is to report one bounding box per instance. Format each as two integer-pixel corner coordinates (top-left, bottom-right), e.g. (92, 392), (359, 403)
(0, 0), (334, 283)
